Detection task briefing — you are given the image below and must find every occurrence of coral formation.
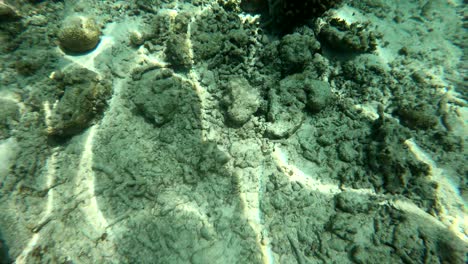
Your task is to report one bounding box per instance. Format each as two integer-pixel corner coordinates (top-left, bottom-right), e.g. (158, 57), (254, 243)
(57, 15), (101, 54)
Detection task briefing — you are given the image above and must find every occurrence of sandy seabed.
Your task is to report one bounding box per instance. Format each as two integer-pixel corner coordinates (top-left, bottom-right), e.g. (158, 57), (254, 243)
(0, 1), (466, 263)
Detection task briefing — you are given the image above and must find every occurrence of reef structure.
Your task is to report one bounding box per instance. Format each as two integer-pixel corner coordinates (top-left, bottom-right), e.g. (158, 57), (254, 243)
(241, 0), (343, 32)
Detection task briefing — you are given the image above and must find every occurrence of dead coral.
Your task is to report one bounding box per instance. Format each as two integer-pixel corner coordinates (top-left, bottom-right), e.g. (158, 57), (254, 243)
(396, 104), (439, 130)
(317, 17), (378, 53)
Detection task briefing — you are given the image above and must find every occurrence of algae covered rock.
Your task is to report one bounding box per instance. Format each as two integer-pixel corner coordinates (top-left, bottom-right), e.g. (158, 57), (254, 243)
(131, 70), (184, 127)
(305, 79), (332, 113)
(0, 98), (19, 140)
(318, 17), (378, 53)
(165, 33), (192, 69)
(265, 73), (333, 138)
(265, 74), (308, 139)
(57, 15), (101, 54)
(47, 68), (111, 137)
(279, 31), (321, 74)
(396, 104), (438, 130)
(224, 77), (260, 126)
(367, 120), (432, 197)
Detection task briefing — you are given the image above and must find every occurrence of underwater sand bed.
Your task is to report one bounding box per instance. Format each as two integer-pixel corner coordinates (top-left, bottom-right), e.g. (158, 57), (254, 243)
(0, 0), (466, 263)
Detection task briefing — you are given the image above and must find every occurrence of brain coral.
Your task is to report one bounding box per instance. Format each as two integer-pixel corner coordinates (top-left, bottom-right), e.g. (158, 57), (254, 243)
(58, 15), (101, 54)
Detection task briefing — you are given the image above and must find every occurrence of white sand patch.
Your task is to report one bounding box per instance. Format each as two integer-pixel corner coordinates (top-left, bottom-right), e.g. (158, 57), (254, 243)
(75, 125), (110, 232)
(236, 167), (274, 264)
(405, 139), (468, 242)
(273, 146), (341, 195)
(15, 149), (59, 264)
(0, 137), (18, 184)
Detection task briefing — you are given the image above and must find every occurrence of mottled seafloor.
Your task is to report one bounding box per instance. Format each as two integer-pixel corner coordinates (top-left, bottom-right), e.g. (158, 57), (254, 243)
(0, 0), (466, 263)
